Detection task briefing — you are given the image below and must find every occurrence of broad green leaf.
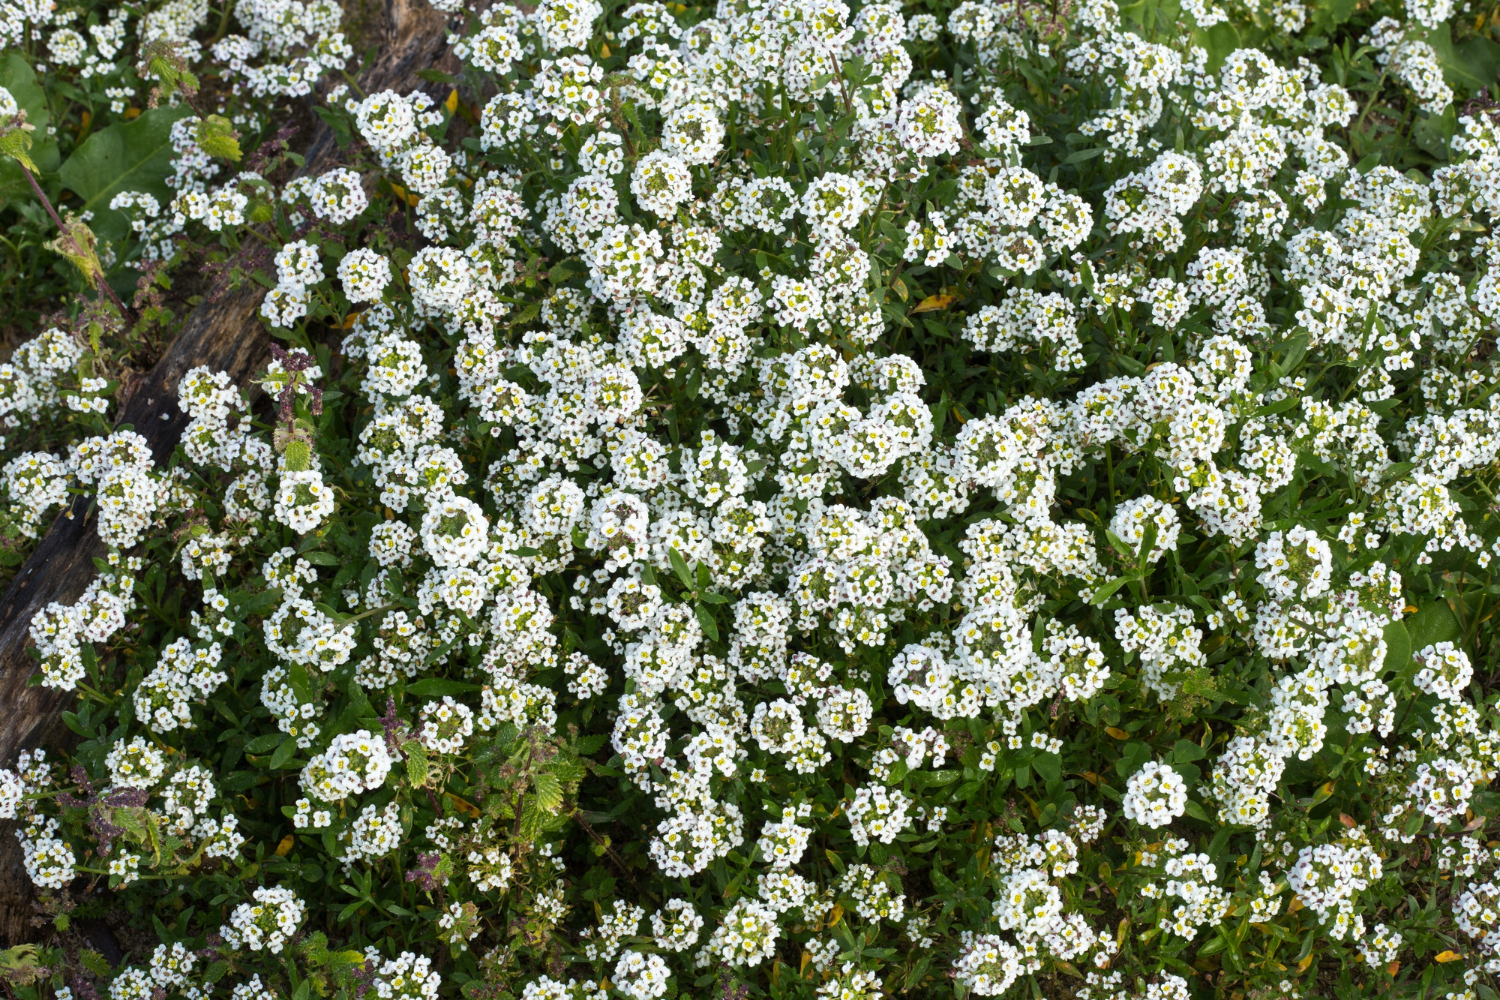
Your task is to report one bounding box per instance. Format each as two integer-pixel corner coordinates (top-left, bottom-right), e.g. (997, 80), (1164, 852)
(1172, 739), (1206, 763)
(1380, 619), (1411, 674)
(1431, 24), (1500, 97)
(1408, 602), (1462, 653)
(1309, 0), (1356, 32)
(1194, 22), (1240, 71)
(268, 735), (299, 770)
(57, 105), (193, 242)
(0, 54), (58, 199)
(244, 732), (284, 754)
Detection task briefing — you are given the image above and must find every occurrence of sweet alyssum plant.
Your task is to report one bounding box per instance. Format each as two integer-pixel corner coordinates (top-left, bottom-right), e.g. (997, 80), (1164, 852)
(2, 0), (1500, 997)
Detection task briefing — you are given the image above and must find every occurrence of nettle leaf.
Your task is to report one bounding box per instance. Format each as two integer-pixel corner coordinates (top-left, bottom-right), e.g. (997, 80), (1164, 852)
(57, 105), (193, 242)
(532, 771), (563, 814)
(403, 740), (429, 787)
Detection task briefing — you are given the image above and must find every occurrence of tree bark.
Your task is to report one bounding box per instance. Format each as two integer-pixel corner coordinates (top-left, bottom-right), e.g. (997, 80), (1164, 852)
(0, 0), (456, 946)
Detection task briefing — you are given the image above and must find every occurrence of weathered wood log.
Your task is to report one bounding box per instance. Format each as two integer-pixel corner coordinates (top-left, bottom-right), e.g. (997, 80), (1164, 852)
(0, 0), (457, 945)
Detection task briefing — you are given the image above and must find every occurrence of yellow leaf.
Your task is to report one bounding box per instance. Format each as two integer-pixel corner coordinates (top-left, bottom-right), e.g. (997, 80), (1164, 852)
(601, 42), (611, 57)
(275, 835), (294, 856)
(1297, 955), (1315, 973)
(1287, 895), (1304, 915)
(1404, 604), (1418, 614)
(445, 89), (459, 114)
(799, 952), (810, 976)
(1387, 960), (1400, 976)
(1080, 771), (1099, 785)
(828, 904), (844, 926)
(124, 107), (141, 119)
(447, 792), (480, 818)
(1435, 951), (1462, 963)
(1105, 727), (1130, 740)
(911, 293), (957, 314)
(389, 181), (420, 206)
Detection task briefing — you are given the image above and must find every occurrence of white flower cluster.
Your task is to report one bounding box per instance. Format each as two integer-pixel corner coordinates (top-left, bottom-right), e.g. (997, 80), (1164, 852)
(1122, 760), (1188, 829)
(220, 886), (306, 954)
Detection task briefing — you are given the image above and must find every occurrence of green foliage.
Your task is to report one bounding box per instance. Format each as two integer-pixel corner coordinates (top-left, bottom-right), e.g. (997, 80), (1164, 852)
(57, 106), (194, 242)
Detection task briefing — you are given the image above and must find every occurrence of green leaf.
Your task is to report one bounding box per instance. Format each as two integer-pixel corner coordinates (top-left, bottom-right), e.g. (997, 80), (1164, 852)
(403, 740), (429, 787)
(1172, 739), (1206, 763)
(406, 678), (481, 697)
(1116, 742), (1152, 780)
(1430, 23), (1500, 96)
(1033, 753), (1062, 785)
(0, 54), (58, 198)
(244, 732), (284, 754)
(1104, 530), (1135, 559)
(268, 735), (299, 770)
(57, 105), (194, 242)
(1408, 603), (1462, 653)
(1381, 619), (1411, 674)
(1090, 576), (1130, 606)
(1255, 396), (1301, 417)
(1273, 332), (1311, 377)
(1194, 21), (1240, 70)
(669, 548), (694, 588)
(533, 771), (563, 814)
(695, 602), (719, 643)
(194, 114), (242, 162)
(1310, 0), (1356, 30)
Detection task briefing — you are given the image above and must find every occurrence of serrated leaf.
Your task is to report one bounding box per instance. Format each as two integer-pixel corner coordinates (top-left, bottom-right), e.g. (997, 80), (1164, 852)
(79, 950), (113, 978)
(403, 740), (429, 787)
(533, 771), (563, 814)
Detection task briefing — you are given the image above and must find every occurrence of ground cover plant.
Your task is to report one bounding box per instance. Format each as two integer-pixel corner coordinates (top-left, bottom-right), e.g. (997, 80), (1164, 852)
(4, 0), (1500, 996)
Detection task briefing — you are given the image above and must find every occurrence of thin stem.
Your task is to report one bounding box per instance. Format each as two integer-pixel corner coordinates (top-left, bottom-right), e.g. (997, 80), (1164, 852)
(19, 162), (133, 322)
